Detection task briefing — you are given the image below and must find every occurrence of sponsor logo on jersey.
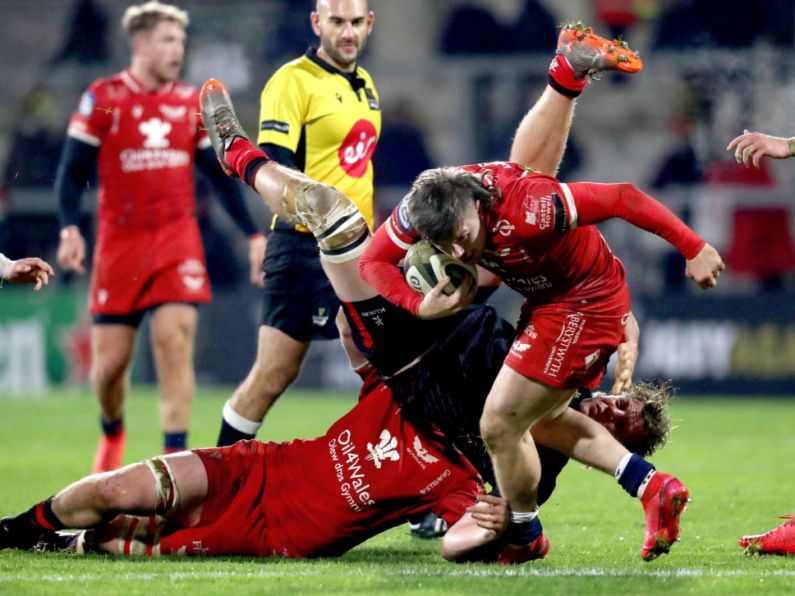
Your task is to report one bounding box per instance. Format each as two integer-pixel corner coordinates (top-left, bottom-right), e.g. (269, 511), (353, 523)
(419, 468), (451, 495)
(511, 340), (533, 359)
(78, 91), (95, 117)
(132, 104), (144, 119)
(364, 88), (379, 110)
(396, 196), (413, 233)
(526, 195), (553, 230)
(338, 119), (378, 178)
(492, 219), (515, 237)
(140, 118), (171, 148)
(179, 259), (206, 293)
(118, 117), (189, 173)
(328, 429), (376, 512)
(312, 307), (330, 327)
(412, 435), (439, 465)
(97, 288), (108, 305)
(543, 312), (586, 378)
(159, 104), (187, 120)
(366, 429), (400, 469)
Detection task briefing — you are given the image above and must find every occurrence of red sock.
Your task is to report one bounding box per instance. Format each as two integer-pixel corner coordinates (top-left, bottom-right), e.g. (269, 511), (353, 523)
(224, 138), (270, 184)
(547, 54), (587, 98)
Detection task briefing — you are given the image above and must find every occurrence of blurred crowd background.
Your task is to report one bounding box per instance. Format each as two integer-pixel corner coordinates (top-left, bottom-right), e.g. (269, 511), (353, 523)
(1, 0), (794, 395)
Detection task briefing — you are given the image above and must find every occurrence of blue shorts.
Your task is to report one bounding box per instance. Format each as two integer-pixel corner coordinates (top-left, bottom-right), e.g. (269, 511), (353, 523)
(260, 229), (339, 342)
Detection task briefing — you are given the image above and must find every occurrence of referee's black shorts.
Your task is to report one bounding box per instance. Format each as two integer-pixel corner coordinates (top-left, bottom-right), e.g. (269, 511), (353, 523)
(260, 228), (340, 342)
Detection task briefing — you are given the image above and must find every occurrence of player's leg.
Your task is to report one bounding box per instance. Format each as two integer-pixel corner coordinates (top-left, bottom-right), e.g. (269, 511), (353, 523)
(150, 303), (198, 453)
(219, 326), (310, 443)
(510, 23), (643, 175)
(0, 452), (207, 552)
(90, 321), (139, 473)
(200, 80), (370, 266)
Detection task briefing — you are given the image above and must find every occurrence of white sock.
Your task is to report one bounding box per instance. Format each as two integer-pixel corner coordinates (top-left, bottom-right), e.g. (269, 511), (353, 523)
(510, 508), (539, 524)
(614, 452), (633, 481)
(222, 399), (262, 435)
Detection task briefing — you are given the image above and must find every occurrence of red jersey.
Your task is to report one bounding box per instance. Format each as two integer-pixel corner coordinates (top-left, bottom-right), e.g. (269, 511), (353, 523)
(67, 70), (209, 229)
(262, 381), (481, 557)
(363, 162), (704, 317)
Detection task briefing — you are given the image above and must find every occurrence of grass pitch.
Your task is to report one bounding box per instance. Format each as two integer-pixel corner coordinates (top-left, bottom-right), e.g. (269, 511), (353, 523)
(1, 387), (794, 594)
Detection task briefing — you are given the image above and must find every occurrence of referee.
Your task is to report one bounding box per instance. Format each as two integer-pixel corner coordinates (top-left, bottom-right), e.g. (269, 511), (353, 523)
(217, 0), (380, 445)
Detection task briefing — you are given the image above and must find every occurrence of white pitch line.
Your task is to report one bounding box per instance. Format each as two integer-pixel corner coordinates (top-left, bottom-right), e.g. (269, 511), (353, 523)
(2, 567), (795, 583)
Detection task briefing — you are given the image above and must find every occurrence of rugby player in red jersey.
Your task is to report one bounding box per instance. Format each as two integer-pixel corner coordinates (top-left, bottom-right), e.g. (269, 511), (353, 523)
(0, 366), (670, 561)
(53, 2), (265, 473)
(356, 128), (724, 563)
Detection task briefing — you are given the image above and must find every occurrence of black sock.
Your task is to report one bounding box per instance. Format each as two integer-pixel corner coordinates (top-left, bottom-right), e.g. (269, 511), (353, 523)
(101, 417), (124, 437)
(216, 419), (256, 447)
(12, 497), (65, 533)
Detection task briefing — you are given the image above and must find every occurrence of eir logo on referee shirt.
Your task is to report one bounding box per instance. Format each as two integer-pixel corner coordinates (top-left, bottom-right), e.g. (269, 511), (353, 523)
(339, 119), (378, 178)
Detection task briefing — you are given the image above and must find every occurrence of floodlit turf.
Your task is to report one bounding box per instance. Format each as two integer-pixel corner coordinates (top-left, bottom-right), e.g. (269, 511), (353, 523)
(1, 388), (794, 594)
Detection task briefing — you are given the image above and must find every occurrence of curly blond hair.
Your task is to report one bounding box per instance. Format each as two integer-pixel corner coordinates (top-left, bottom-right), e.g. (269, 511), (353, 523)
(624, 380), (675, 457)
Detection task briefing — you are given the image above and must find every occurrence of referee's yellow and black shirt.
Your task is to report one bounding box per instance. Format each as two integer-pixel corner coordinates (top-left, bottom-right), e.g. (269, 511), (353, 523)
(258, 48), (381, 229)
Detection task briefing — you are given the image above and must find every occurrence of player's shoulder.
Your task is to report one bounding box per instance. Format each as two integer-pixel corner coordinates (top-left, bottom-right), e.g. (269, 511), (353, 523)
(269, 55), (317, 83)
(169, 79), (200, 102)
(355, 64), (377, 87)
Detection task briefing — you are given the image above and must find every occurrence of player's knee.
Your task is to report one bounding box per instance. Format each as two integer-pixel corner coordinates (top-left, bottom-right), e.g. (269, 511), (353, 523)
(479, 410), (517, 452)
(293, 182), (370, 263)
(90, 358), (128, 392)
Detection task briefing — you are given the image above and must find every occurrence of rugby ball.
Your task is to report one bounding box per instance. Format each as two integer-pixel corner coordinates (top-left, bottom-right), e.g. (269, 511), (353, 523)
(403, 240), (478, 296)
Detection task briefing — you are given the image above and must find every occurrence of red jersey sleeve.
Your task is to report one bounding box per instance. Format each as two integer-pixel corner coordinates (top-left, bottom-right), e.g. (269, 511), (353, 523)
(359, 195), (423, 315)
(430, 468), (482, 528)
(67, 81), (112, 147)
(566, 181), (705, 259)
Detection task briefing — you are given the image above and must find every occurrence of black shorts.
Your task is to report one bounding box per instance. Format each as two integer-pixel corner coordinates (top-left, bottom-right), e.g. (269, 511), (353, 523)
(260, 229), (339, 342)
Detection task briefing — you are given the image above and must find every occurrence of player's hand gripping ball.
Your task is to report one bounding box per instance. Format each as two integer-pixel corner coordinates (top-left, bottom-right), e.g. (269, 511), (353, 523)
(403, 240), (478, 296)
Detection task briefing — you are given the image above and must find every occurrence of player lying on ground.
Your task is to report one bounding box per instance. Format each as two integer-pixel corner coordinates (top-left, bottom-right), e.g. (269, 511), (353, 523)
(0, 345), (671, 561)
(0, 253), (54, 291)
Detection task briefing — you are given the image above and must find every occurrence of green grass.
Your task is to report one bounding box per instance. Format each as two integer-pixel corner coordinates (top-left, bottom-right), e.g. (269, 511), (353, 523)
(1, 389), (794, 594)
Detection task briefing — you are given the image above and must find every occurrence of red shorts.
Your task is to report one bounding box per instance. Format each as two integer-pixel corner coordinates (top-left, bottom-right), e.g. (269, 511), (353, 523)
(157, 441), (270, 557)
(505, 296), (631, 390)
(89, 217), (211, 315)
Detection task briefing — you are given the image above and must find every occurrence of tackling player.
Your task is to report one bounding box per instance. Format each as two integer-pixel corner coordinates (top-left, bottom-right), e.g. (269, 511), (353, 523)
(0, 339), (673, 561)
(53, 2), (265, 473)
(0, 253), (54, 291)
(216, 0), (381, 447)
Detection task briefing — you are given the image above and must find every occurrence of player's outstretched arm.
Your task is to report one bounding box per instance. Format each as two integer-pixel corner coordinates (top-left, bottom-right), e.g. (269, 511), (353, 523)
(441, 494), (509, 562)
(569, 181), (725, 290)
(727, 129), (794, 168)
(0, 255), (55, 291)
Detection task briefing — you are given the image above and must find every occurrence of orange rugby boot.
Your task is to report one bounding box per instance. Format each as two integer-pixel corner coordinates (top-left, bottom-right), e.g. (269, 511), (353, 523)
(557, 21), (643, 79)
(91, 430), (126, 473)
(740, 515), (795, 556)
(640, 472), (689, 561)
